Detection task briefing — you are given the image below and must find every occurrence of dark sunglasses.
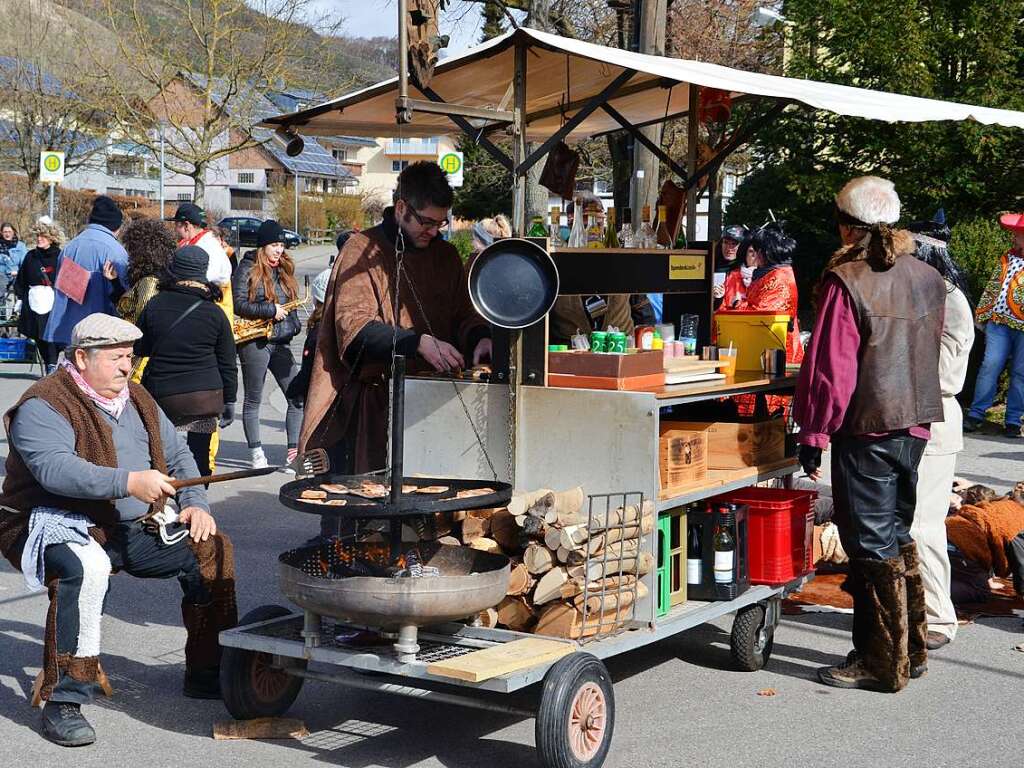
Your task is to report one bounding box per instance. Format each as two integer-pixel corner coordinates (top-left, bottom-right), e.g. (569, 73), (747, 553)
(402, 200), (449, 232)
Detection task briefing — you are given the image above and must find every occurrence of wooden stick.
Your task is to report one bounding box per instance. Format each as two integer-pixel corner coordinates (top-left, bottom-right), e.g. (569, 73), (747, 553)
(544, 527), (563, 550)
(461, 516), (490, 544)
(552, 487), (586, 527)
(508, 489), (554, 518)
(524, 543), (554, 574)
(558, 524), (589, 551)
(569, 551), (655, 582)
(490, 509), (521, 553)
(507, 563), (534, 596)
(469, 537), (502, 554)
(533, 567), (570, 605)
(496, 596), (535, 631)
(475, 607), (499, 628)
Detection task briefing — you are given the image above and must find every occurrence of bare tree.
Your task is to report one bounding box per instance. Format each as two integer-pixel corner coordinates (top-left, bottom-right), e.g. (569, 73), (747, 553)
(0, 2), (113, 197)
(87, 0), (346, 206)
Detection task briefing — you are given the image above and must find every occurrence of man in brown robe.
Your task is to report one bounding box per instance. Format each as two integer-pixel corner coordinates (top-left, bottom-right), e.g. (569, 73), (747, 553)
(299, 161), (490, 472)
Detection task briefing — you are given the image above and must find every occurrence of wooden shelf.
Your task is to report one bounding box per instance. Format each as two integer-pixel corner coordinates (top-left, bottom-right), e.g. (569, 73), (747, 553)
(656, 458), (800, 511)
(646, 372), (800, 406)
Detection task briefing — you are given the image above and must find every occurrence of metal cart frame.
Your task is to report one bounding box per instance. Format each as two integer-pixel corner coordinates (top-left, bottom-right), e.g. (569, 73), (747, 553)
(220, 371), (810, 767)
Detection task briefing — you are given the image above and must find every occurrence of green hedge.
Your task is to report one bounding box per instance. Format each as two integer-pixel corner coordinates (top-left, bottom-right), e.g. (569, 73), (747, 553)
(948, 217), (1011, 304)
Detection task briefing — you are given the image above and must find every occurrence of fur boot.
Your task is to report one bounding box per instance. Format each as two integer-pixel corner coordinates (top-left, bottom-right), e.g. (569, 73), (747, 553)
(858, 555), (910, 692)
(182, 532), (237, 698)
(901, 542), (928, 677)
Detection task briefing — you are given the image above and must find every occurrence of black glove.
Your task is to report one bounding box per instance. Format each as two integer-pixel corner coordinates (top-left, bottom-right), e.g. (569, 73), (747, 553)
(219, 402), (235, 429)
(798, 444), (823, 477)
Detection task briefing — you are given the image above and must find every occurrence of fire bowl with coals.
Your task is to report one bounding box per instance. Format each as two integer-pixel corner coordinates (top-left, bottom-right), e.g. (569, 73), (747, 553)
(279, 540), (510, 662)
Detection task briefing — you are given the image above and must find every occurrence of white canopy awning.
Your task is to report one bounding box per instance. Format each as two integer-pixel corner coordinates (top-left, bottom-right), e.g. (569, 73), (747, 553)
(262, 27), (1024, 140)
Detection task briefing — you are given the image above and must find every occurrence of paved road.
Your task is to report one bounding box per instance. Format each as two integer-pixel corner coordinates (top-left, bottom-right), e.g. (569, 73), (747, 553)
(0, 253), (1021, 766)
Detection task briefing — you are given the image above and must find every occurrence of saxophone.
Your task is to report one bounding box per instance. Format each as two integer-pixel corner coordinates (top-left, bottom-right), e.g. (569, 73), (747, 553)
(233, 283), (309, 344)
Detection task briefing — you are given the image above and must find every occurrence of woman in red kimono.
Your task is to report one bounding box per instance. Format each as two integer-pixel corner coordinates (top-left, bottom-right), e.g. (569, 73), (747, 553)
(731, 222), (804, 417)
(734, 222), (804, 365)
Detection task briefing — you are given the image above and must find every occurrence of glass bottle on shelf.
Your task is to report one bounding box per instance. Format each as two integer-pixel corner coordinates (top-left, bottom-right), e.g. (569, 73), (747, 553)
(567, 199), (587, 248)
(586, 212), (604, 248)
(527, 215), (547, 238)
(713, 505), (736, 584)
(687, 519), (703, 586)
(604, 207), (620, 248)
(636, 205), (656, 249)
(675, 229), (688, 249)
(655, 205), (673, 249)
(618, 206), (635, 248)
(548, 206), (564, 248)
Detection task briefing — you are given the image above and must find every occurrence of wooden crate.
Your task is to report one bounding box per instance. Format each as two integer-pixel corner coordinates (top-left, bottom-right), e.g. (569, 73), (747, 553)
(665, 420), (785, 469)
(658, 424), (709, 493)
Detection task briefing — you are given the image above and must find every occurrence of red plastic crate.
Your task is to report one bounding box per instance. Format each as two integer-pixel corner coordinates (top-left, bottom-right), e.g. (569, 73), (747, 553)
(711, 486), (816, 585)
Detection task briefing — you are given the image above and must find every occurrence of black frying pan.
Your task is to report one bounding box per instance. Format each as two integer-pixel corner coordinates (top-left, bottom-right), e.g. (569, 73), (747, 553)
(467, 238), (559, 329)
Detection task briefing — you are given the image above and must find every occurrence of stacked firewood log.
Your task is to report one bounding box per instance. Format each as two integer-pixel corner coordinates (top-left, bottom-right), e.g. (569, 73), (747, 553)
(420, 487), (654, 639)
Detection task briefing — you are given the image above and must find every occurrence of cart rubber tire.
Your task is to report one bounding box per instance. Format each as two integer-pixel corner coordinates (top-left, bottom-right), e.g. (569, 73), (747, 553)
(730, 603), (774, 672)
(221, 604), (306, 720)
(535, 653), (615, 768)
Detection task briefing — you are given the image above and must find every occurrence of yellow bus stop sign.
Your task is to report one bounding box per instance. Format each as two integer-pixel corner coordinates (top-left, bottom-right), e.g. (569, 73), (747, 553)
(39, 150), (65, 183)
(438, 151), (464, 187)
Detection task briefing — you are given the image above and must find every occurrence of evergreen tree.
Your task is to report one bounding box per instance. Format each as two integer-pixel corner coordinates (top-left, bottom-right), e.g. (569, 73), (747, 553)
(728, 0), (1024, 300)
(480, 1), (507, 42)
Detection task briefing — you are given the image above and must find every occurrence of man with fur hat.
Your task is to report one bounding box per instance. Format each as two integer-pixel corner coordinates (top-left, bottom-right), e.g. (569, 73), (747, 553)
(0, 314), (236, 746)
(794, 176), (946, 692)
(43, 196), (128, 348)
(964, 212), (1024, 438)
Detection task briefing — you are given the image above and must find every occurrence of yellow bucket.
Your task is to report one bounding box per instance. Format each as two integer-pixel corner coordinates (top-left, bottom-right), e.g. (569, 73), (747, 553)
(714, 311), (789, 372)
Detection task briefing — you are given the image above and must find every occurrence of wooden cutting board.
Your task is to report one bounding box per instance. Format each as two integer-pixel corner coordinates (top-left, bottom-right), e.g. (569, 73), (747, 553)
(427, 638), (574, 682)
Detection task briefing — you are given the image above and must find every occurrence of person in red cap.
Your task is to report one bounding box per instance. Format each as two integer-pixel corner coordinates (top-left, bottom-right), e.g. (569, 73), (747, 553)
(964, 213), (1024, 438)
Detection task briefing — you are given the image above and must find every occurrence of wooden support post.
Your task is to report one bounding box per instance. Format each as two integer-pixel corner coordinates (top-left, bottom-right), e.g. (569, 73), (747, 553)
(629, 0), (668, 222)
(685, 83), (700, 243)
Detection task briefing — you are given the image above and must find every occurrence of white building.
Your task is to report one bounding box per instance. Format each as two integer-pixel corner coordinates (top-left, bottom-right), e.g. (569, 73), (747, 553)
(319, 135), (459, 208)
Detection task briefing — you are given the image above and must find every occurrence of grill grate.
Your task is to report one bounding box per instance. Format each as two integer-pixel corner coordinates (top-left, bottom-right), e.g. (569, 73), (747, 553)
(239, 615), (477, 663)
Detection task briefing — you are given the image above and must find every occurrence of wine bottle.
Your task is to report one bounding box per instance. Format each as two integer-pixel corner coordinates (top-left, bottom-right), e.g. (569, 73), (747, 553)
(655, 205), (673, 248)
(604, 207), (620, 248)
(586, 213), (604, 248)
(618, 206), (635, 248)
(713, 505), (736, 584)
(687, 520), (702, 585)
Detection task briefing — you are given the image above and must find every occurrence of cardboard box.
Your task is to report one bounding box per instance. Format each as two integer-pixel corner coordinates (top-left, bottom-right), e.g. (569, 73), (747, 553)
(663, 420), (785, 469)
(658, 423), (710, 493)
(548, 350), (663, 378)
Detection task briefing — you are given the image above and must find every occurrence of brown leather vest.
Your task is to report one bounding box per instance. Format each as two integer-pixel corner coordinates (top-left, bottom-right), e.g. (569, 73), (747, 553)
(830, 253), (946, 435)
(0, 368), (168, 526)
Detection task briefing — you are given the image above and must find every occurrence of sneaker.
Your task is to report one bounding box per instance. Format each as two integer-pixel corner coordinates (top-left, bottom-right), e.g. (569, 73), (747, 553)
(962, 417), (985, 434)
(1004, 424), (1022, 439)
(250, 447), (268, 469)
(818, 657), (887, 690)
(280, 448), (298, 474)
(41, 701), (96, 747)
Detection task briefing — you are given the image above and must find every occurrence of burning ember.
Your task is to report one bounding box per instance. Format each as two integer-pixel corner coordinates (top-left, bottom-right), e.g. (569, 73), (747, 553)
(282, 539), (439, 580)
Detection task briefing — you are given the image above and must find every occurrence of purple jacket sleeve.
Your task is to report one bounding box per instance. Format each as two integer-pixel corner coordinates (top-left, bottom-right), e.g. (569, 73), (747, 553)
(794, 276), (861, 448)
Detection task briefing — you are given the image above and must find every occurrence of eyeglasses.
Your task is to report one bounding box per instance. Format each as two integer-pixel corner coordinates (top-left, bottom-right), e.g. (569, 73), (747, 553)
(402, 201), (449, 232)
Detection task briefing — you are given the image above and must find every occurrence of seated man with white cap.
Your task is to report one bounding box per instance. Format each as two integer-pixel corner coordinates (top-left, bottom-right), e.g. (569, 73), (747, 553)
(0, 313), (236, 747)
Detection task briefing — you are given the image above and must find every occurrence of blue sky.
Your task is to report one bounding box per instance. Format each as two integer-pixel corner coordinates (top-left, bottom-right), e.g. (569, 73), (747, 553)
(320, 0), (522, 56)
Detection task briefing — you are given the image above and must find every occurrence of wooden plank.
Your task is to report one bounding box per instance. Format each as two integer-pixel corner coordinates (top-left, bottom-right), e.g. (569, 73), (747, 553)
(427, 638), (574, 683)
(213, 718), (310, 740)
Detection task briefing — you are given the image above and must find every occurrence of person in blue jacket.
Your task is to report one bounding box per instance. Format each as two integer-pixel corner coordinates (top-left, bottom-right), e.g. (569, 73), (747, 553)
(43, 197), (128, 349)
(0, 222), (28, 283)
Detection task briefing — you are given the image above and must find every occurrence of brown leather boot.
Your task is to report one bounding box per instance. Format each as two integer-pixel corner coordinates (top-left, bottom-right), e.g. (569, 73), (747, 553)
(901, 542), (928, 679)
